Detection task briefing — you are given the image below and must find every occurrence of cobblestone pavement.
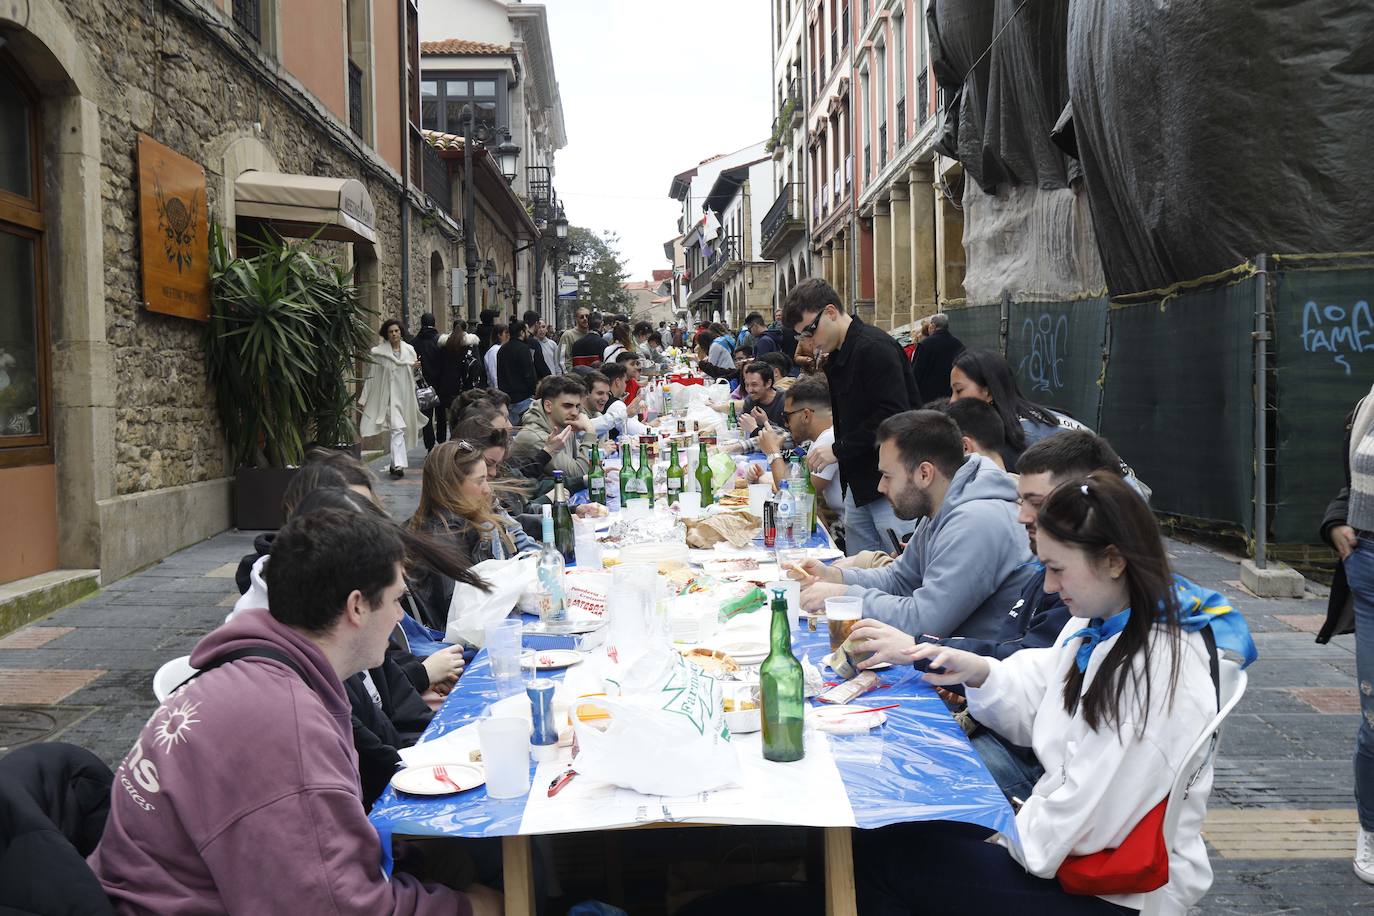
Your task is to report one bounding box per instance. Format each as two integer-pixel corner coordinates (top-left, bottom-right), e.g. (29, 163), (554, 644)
(1, 446), (1369, 912)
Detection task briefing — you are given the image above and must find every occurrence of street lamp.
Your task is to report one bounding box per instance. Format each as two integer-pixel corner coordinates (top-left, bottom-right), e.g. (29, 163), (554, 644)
(553, 211), (569, 241)
(495, 129), (520, 183)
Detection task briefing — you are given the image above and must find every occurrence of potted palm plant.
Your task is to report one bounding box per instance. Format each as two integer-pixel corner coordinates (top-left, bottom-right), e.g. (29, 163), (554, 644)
(206, 225), (374, 529)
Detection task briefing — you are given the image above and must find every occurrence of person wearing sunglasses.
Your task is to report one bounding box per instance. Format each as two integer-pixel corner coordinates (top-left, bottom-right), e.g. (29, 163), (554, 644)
(757, 376), (843, 516)
(780, 278), (923, 556)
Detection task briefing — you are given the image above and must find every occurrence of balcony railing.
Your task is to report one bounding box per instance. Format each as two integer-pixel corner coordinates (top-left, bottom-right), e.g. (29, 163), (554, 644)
(878, 122), (887, 168)
(917, 71), (929, 126)
(689, 234), (740, 297)
(760, 182), (806, 255)
(347, 61), (364, 136)
(895, 98), (906, 147)
(233, 0), (261, 42)
(422, 140), (451, 210)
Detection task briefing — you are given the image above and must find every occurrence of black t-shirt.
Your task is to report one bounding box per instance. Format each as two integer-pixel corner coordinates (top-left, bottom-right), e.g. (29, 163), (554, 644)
(571, 331), (607, 359)
(743, 389), (787, 433)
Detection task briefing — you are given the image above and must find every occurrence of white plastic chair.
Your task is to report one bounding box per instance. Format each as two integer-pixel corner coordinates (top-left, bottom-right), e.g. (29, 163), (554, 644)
(152, 655), (198, 703)
(1139, 657), (1248, 916)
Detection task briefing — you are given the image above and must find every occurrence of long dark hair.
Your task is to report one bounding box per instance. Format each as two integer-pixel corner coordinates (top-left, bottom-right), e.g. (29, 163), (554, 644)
(953, 349), (1060, 452)
(1037, 471), (1181, 732)
(293, 487), (488, 591)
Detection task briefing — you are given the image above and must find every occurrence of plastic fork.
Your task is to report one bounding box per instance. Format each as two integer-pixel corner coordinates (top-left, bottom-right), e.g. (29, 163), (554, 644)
(432, 765), (464, 792)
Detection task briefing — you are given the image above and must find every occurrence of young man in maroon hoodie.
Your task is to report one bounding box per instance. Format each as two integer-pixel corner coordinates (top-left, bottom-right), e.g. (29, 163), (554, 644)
(89, 508), (501, 915)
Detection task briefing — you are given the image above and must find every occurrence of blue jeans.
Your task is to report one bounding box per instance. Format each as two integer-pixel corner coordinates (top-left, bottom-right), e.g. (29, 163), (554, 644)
(1345, 535), (1374, 830)
(971, 727), (1045, 803)
(509, 398), (533, 427)
(855, 821), (1134, 915)
(842, 489), (917, 556)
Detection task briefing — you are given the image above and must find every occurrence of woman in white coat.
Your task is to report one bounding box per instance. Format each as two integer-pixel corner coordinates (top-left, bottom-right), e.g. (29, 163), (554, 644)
(859, 471), (1251, 915)
(359, 318), (423, 478)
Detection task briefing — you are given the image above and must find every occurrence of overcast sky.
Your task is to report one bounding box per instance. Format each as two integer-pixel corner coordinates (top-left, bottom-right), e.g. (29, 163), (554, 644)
(543, 0), (773, 280)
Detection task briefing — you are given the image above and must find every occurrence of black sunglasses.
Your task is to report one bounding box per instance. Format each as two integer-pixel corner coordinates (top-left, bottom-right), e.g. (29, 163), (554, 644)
(797, 306), (829, 339)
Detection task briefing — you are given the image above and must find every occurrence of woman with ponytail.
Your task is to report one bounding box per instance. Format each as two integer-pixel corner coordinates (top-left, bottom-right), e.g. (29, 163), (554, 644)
(858, 471), (1255, 914)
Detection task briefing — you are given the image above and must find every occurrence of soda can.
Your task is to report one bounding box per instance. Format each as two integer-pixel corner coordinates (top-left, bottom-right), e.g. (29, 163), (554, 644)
(527, 678), (558, 759)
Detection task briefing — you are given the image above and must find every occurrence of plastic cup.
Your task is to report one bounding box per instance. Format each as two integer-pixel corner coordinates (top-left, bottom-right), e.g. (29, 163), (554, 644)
(678, 491), (702, 517)
(624, 498), (650, 521)
(748, 483), (773, 519)
(767, 580), (802, 632)
(825, 596), (863, 652)
(573, 516), (602, 568)
(478, 716), (532, 798)
(484, 619), (523, 695)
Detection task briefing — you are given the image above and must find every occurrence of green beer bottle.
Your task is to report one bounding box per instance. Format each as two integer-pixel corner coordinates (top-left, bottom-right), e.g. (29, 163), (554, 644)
(696, 440), (714, 505)
(804, 465), (817, 536)
(619, 441), (635, 507)
(637, 438), (655, 508)
(587, 445), (606, 505)
(665, 440), (684, 505)
(759, 586), (804, 762)
(727, 400), (738, 430)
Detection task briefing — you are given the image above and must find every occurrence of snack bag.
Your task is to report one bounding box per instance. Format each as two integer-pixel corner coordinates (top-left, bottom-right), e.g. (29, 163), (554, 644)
(572, 652), (741, 796)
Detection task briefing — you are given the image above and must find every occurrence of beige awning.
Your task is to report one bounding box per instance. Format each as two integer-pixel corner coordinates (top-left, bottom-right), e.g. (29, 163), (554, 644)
(234, 171), (377, 244)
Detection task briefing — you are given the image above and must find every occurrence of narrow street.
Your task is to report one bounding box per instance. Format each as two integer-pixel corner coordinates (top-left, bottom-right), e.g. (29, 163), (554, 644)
(0, 447), (1360, 913)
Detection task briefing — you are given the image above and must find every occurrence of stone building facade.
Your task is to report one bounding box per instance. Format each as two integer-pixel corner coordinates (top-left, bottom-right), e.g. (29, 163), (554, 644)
(0, 0), (451, 599)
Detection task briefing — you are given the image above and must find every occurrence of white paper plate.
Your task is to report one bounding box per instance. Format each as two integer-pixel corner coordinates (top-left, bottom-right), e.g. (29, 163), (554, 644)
(712, 640), (769, 666)
(520, 648), (584, 670)
(391, 763), (485, 796)
(809, 704), (889, 733)
(802, 547), (845, 562)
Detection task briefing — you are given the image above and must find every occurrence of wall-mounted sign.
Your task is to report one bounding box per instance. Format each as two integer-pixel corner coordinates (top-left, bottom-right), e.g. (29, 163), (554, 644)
(137, 133), (210, 321)
(557, 275), (578, 299)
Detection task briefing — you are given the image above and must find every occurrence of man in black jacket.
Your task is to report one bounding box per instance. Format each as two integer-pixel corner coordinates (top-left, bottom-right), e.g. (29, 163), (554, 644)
(412, 313), (446, 449)
(782, 278), (922, 555)
(496, 320), (539, 423)
(911, 313), (963, 400)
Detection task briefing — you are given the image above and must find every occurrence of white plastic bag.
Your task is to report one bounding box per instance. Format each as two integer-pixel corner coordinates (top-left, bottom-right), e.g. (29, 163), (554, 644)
(572, 652), (740, 796)
(446, 555), (539, 647)
(705, 379), (733, 406)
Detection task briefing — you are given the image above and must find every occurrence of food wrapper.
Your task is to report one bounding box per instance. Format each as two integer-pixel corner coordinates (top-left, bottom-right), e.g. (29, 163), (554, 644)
(606, 513), (682, 547)
(717, 585), (767, 622)
(800, 652), (824, 698)
(824, 634), (877, 680)
(684, 511), (759, 549)
(817, 671), (880, 705)
(707, 452), (739, 490)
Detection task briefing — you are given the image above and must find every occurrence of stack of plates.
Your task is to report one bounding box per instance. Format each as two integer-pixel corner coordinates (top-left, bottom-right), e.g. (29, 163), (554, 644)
(711, 639), (769, 666)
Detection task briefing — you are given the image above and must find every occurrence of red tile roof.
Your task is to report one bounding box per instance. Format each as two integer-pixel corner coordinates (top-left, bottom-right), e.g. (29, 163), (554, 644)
(421, 39), (513, 56)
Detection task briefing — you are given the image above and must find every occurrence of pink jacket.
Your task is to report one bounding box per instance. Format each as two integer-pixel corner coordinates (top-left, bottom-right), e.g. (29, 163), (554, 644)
(89, 608), (470, 915)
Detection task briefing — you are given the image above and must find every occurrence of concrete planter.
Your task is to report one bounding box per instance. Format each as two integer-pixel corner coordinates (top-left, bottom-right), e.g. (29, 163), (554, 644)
(232, 466), (299, 531)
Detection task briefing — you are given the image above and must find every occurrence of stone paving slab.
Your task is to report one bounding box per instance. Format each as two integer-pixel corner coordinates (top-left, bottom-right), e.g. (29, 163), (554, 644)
(0, 668), (106, 704)
(0, 626), (74, 649)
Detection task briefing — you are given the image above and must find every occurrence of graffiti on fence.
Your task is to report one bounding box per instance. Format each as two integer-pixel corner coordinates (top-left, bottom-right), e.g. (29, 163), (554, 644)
(1301, 298), (1373, 374)
(1017, 313), (1069, 393)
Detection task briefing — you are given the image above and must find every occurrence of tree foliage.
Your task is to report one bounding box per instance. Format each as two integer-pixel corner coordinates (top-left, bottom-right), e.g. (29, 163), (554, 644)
(567, 226), (633, 316)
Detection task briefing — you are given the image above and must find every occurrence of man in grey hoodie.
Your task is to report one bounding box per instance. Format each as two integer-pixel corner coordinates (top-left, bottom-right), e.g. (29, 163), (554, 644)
(798, 409), (1032, 640)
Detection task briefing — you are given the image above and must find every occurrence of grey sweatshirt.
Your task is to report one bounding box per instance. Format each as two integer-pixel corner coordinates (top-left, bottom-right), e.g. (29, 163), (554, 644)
(842, 454), (1034, 640)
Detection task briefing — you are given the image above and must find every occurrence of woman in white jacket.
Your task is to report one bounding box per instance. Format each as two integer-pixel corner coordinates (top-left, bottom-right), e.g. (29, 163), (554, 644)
(861, 471), (1225, 915)
(359, 319), (423, 478)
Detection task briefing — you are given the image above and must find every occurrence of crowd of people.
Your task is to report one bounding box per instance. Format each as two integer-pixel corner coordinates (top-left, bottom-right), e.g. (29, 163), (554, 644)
(54, 279), (1269, 915)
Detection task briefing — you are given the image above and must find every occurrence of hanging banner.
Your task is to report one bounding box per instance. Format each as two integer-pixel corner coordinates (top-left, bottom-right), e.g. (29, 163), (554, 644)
(137, 134), (210, 321)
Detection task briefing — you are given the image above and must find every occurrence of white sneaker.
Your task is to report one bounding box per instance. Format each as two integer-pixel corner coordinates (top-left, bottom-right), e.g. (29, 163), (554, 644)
(1355, 828), (1374, 884)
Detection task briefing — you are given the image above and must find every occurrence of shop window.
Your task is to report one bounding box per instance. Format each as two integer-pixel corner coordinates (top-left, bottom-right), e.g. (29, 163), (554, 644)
(0, 58), (50, 466)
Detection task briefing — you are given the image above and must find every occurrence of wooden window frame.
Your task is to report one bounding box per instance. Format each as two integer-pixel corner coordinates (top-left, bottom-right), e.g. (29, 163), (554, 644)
(0, 54), (52, 468)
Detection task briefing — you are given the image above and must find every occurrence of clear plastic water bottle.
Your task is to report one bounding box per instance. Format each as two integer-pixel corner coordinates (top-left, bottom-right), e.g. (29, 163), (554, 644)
(536, 505), (567, 622)
(776, 480), (795, 549)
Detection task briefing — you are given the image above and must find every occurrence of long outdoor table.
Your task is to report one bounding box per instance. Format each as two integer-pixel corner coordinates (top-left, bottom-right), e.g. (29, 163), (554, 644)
(370, 623), (1015, 914)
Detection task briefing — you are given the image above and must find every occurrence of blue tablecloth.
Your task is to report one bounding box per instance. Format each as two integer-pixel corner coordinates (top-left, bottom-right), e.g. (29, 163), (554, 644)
(369, 623), (1016, 846)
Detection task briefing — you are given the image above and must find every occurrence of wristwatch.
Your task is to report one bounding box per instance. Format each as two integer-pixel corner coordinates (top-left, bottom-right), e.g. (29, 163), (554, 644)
(766, 452), (783, 464)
